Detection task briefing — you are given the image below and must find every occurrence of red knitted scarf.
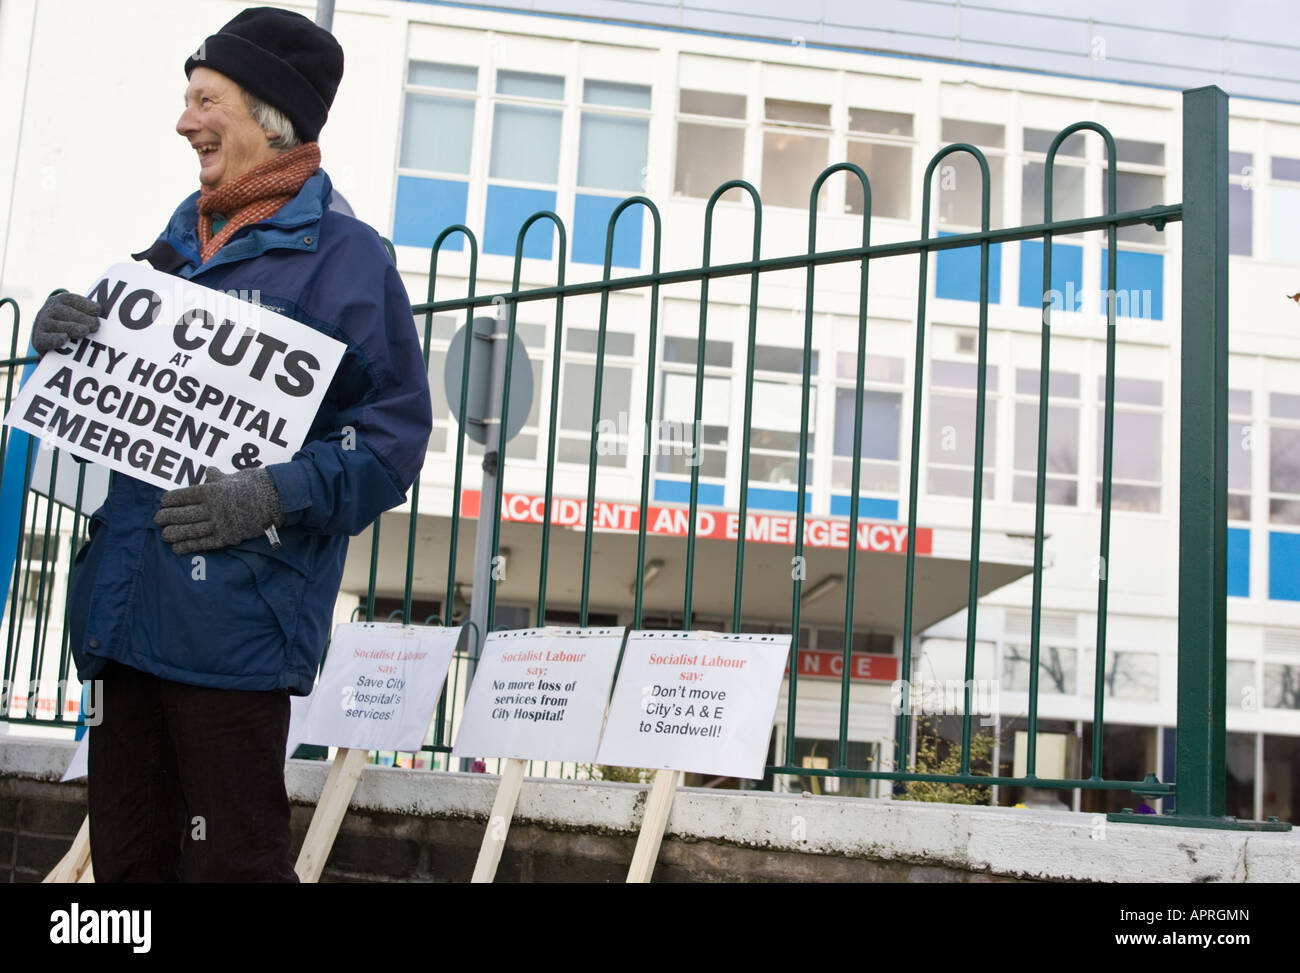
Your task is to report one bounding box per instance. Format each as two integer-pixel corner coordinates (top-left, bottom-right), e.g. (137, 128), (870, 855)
(197, 142), (321, 263)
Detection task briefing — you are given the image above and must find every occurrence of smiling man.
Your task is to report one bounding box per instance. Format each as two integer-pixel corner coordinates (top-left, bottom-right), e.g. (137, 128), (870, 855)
(31, 7), (432, 881)
(182, 69), (283, 191)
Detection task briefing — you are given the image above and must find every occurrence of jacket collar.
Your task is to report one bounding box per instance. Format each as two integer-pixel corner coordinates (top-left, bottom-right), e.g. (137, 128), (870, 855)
(134, 169), (332, 277)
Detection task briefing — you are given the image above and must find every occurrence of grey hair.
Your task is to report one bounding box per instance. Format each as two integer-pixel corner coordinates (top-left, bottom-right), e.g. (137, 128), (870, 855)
(242, 91), (300, 150)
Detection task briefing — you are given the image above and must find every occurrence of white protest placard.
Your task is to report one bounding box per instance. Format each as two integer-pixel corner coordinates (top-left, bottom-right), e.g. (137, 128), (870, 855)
(298, 622), (460, 752)
(31, 446), (110, 516)
(3, 263), (346, 490)
(61, 734), (89, 782)
(596, 631), (791, 780)
(285, 693), (313, 761)
(452, 627), (624, 764)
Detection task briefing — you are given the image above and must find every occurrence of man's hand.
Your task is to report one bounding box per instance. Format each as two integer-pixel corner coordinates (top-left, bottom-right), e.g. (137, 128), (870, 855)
(32, 293), (100, 353)
(154, 467), (285, 555)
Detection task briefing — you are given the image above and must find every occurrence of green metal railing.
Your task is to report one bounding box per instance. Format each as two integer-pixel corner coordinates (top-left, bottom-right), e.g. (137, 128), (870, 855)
(0, 86), (1285, 827)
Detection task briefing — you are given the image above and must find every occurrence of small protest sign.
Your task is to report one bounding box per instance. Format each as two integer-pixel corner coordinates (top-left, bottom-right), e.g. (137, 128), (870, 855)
(595, 630), (791, 780)
(452, 627), (623, 764)
(61, 734), (89, 782)
(4, 263), (345, 490)
(298, 623), (460, 752)
(286, 694), (312, 761)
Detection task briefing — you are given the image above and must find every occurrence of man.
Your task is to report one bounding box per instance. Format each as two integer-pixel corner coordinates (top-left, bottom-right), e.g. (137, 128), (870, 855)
(31, 7), (432, 881)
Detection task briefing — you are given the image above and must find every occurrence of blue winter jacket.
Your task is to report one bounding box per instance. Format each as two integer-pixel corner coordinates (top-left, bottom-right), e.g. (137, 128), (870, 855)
(65, 169), (432, 695)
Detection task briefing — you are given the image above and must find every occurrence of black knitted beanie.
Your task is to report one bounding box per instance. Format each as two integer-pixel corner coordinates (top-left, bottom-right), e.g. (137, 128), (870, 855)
(184, 6), (344, 143)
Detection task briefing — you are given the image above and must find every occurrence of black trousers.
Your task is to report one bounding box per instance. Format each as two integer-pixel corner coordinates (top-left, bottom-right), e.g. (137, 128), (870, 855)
(87, 661), (298, 882)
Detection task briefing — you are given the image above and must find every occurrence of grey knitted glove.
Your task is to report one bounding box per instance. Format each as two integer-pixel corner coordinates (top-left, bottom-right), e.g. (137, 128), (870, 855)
(154, 467), (285, 555)
(32, 292), (100, 353)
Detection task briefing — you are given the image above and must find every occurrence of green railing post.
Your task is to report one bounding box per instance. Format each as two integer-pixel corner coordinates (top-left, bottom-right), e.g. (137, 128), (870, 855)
(1109, 85), (1285, 830)
(1174, 85), (1229, 820)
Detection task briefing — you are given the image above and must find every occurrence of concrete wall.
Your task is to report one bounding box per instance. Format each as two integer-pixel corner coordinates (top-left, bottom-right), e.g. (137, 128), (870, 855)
(4, 738), (1298, 882)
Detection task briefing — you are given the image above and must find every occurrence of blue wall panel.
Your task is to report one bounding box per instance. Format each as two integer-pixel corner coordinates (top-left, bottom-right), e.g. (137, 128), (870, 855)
(1227, 526), (1249, 598)
(485, 185), (557, 259)
(1017, 240), (1084, 311)
(653, 479), (724, 507)
(573, 194), (642, 268)
(1268, 531), (1300, 601)
(1101, 249), (1164, 320)
(392, 175), (468, 250)
(742, 487), (811, 513)
(935, 231), (1003, 303)
(829, 495), (900, 520)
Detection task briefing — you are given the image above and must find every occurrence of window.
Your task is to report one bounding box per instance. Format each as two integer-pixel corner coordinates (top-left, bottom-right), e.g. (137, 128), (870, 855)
(543, 607), (620, 627)
(762, 99), (831, 210)
(490, 70), (564, 184)
(747, 345), (817, 486)
(995, 717), (1077, 808)
(790, 736), (879, 797)
(401, 62), (477, 174)
(833, 353), (904, 495)
(1264, 663), (1300, 709)
(1096, 375), (1162, 512)
(1269, 392), (1300, 525)
(938, 119), (1005, 229)
(1263, 735), (1300, 822)
(482, 70), (565, 259)
(1002, 644), (1078, 694)
(556, 327), (635, 467)
(1227, 660), (1256, 710)
(1224, 731), (1255, 818)
(1080, 724), (1159, 813)
(17, 568), (53, 620)
(1229, 388), (1252, 521)
(574, 80), (652, 267)
(396, 54), (653, 264)
(914, 638), (997, 684)
(640, 612), (728, 632)
(927, 360), (998, 498)
(1021, 128), (1086, 226)
(578, 81), (651, 193)
(393, 62), (479, 248)
(675, 89), (746, 201)
(1269, 155), (1300, 263)
(20, 530), (58, 563)
(1104, 138), (1166, 246)
(1015, 128), (1166, 316)
(370, 594), (442, 626)
(1013, 369), (1080, 505)
(812, 628), (895, 655)
(845, 109), (914, 220)
(1081, 649), (1159, 701)
(812, 627), (887, 655)
(1229, 150), (1254, 257)
(657, 336), (732, 479)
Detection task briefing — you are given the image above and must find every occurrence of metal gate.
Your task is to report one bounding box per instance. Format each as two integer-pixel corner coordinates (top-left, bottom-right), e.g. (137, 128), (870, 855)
(1, 86), (1284, 830)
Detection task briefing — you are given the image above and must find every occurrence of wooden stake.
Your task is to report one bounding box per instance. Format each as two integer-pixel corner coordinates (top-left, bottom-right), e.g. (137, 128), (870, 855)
(43, 814), (91, 883)
(294, 747), (368, 882)
(469, 757), (526, 883)
(626, 769), (680, 883)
